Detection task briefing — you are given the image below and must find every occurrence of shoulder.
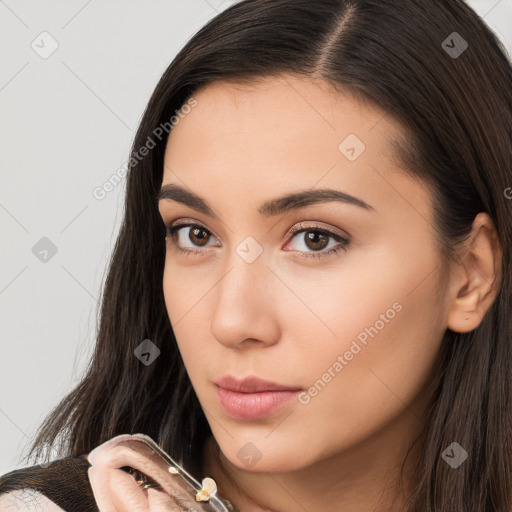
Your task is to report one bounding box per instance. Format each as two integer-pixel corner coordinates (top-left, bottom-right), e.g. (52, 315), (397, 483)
(0, 488), (65, 511)
(0, 455), (98, 512)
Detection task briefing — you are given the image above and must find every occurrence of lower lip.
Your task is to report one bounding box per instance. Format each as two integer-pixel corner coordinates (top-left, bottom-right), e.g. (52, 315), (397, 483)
(216, 387), (301, 420)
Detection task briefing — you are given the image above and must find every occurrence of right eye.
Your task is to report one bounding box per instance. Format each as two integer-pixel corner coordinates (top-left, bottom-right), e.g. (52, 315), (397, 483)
(166, 222), (221, 255)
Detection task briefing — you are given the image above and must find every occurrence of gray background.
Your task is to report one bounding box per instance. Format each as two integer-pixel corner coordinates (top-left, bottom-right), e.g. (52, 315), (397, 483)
(1, 0), (511, 474)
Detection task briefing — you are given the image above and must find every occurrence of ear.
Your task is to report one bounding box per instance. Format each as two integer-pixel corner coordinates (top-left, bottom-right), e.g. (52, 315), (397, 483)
(446, 212), (502, 333)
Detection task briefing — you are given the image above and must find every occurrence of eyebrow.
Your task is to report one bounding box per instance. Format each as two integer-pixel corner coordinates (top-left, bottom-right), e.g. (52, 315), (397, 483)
(156, 183), (375, 218)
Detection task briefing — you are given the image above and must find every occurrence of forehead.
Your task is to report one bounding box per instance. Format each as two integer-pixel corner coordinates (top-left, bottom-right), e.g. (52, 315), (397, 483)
(164, 73), (403, 173)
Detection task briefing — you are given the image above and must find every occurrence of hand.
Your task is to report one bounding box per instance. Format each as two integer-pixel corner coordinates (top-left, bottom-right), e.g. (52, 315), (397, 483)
(87, 433), (208, 512)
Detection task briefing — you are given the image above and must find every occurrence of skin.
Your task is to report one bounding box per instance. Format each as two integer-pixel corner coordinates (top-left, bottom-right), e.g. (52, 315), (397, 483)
(86, 74), (502, 512)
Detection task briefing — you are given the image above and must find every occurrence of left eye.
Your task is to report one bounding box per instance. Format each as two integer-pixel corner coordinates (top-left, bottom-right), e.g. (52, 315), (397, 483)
(165, 223), (350, 259)
(284, 227), (349, 257)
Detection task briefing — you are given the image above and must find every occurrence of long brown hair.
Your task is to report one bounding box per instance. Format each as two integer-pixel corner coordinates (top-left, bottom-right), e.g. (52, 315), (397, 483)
(10, 0), (512, 509)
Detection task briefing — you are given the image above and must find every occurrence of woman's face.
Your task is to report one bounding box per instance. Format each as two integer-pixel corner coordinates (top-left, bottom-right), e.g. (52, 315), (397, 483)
(158, 74), (449, 472)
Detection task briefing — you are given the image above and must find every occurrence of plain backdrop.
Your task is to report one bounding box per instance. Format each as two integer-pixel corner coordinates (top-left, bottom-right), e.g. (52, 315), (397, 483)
(1, 0), (511, 475)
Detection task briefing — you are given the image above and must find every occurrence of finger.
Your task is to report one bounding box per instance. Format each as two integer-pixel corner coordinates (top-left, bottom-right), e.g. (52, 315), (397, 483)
(89, 464), (150, 512)
(87, 442), (191, 500)
(147, 486), (202, 511)
(108, 465), (150, 512)
(88, 465), (119, 512)
(146, 487), (187, 512)
(87, 434), (134, 465)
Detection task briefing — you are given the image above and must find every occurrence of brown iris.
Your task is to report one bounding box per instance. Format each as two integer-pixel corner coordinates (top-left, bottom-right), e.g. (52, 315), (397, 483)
(303, 231), (329, 251)
(187, 226), (211, 247)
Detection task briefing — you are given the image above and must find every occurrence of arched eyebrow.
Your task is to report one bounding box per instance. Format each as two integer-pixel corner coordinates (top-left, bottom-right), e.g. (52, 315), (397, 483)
(157, 183), (375, 219)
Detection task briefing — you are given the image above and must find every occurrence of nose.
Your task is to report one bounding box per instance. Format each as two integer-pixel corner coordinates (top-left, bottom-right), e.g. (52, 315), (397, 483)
(210, 250), (281, 350)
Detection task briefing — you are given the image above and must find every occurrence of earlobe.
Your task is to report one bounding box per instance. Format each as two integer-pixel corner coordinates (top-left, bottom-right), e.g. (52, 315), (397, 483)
(446, 213), (502, 334)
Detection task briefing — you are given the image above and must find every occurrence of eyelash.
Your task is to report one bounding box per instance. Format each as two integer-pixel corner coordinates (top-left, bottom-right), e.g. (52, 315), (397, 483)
(165, 221), (350, 260)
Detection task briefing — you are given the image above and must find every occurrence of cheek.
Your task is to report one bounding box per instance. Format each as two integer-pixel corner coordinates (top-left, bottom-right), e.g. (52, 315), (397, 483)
(162, 253), (209, 328)
(162, 259), (214, 377)
(162, 261), (191, 357)
(289, 241), (446, 445)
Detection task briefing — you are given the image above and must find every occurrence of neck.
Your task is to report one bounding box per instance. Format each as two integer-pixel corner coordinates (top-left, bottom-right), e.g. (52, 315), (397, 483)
(201, 409), (425, 512)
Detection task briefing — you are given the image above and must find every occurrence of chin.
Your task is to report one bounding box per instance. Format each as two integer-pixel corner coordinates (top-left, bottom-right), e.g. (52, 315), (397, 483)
(220, 444), (313, 474)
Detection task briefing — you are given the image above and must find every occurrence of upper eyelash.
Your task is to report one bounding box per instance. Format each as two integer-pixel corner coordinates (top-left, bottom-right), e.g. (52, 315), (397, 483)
(165, 222), (350, 259)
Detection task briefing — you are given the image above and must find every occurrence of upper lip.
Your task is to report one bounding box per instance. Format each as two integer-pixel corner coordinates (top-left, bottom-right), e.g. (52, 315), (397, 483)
(215, 375), (302, 393)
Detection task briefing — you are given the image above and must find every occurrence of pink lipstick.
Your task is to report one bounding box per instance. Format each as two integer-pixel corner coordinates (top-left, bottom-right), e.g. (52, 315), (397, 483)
(215, 375), (302, 420)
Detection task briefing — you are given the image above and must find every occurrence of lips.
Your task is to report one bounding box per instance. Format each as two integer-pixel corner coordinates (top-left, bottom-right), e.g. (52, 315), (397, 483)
(214, 375), (303, 420)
